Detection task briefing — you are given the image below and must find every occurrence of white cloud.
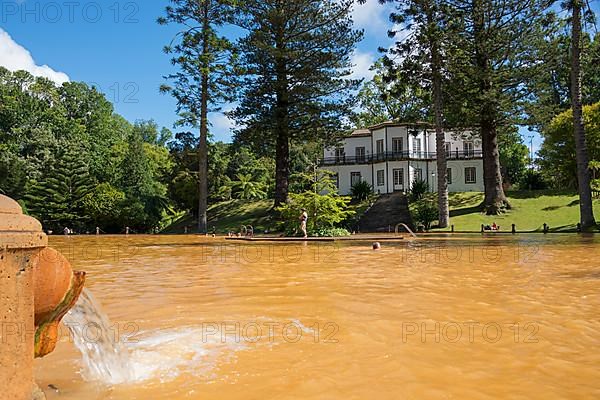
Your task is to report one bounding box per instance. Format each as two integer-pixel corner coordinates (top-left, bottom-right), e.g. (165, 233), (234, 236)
(209, 109), (237, 141)
(349, 50), (376, 81)
(0, 28), (69, 85)
(351, 0), (387, 31)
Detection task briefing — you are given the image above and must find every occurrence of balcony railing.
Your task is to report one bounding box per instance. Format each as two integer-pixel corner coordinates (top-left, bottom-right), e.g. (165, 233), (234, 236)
(319, 150), (483, 166)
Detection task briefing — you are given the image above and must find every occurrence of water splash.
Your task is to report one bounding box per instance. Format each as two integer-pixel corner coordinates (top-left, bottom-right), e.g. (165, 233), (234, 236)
(63, 289), (132, 384)
(63, 289), (246, 385)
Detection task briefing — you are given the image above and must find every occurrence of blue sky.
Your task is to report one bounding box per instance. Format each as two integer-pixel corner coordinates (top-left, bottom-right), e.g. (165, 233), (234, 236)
(2, 0), (595, 151)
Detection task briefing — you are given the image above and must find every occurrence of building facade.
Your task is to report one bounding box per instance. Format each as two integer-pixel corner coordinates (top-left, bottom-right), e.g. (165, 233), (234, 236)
(319, 122), (484, 195)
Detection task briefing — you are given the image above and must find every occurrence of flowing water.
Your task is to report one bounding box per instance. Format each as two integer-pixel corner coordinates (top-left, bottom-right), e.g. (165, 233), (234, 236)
(35, 234), (600, 399)
(62, 289), (132, 384)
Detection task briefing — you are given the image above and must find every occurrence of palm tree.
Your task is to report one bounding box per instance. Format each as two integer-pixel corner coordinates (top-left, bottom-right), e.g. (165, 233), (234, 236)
(570, 0), (596, 229)
(232, 174), (267, 200)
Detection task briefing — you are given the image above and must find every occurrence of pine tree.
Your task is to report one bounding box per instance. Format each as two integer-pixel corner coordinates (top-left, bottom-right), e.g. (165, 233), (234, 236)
(158, 0), (236, 233)
(25, 147), (94, 231)
(380, 0), (451, 227)
(231, 0), (363, 207)
(442, 0), (550, 214)
(568, 0), (596, 229)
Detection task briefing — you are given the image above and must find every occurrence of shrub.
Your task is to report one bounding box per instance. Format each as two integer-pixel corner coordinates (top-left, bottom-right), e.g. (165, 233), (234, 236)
(313, 227), (351, 237)
(409, 179), (429, 201)
(277, 191), (355, 236)
(350, 180), (372, 201)
(410, 200), (439, 231)
(519, 170), (548, 190)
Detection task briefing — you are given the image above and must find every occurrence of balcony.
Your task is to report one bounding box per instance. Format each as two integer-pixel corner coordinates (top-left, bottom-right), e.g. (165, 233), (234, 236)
(318, 150), (483, 166)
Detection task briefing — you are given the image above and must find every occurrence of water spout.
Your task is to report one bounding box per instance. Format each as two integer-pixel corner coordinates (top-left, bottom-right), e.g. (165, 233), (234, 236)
(33, 246), (86, 358)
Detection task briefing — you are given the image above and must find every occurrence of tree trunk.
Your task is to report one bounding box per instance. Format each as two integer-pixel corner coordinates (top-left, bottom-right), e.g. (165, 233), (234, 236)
(480, 113), (508, 214)
(427, 2), (449, 228)
(571, 0), (596, 230)
(473, 0), (509, 215)
(273, 27), (289, 208)
(197, 1), (210, 233)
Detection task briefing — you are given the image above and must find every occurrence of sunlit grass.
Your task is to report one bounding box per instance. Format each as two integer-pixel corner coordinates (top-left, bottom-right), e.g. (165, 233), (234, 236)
(431, 191), (600, 232)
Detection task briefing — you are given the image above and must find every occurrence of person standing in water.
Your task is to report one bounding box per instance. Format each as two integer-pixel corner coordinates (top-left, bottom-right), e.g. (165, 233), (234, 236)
(299, 208), (308, 238)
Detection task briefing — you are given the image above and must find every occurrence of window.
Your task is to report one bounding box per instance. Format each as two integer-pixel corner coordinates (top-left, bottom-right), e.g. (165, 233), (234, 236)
(351, 172), (362, 187)
(377, 170), (385, 186)
(335, 147), (345, 163)
(447, 168), (452, 184)
(392, 137), (403, 154)
(414, 168), (423, 182)
(463, 142), (474, 157)
(355, 147), (365, 162)
(376, 139), (384, 155)
(413, 138), (422, 157)
(465, 167), (476, 184)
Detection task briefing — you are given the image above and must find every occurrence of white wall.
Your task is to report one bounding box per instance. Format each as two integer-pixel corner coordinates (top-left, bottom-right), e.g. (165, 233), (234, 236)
(446, 160), (484, 192)
(320, 164), (372, 195)
(324, 135), (372, 159)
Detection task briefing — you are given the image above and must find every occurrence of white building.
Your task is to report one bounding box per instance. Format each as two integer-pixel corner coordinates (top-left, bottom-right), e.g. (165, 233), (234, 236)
(320, 122), (484, 195)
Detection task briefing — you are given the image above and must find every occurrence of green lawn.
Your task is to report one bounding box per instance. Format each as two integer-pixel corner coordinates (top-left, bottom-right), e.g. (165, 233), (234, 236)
(161, 199), (275, 234)
(432, 190), (600, 232)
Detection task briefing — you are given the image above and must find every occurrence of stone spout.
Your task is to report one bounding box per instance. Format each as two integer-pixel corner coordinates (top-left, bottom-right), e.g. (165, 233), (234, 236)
(0, 194), (85, 399)
(33, 248), (86, 358)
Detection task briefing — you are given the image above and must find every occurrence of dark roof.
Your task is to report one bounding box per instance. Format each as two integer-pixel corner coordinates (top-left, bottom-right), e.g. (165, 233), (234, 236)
(367, 120), (433, 131)
(350, 129), (371, 137)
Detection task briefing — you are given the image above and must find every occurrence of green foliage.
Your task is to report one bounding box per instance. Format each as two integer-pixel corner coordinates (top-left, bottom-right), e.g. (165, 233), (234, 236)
(231, 173), (267, 200)
(409, 179), (429, 202)
(0, 68), (173, 233)
(312, 227), (351, 237)
(159, 0), (238, 231)
(519, 170), (548, 190)
(524, 22), (600, 132)
(25, 147), (95, 231)
(410, 200), (439, 231)
(498, 126), (530, 185)
(231, 0), (362, 204)
(276, 191), (355, 236)
(81, 183), (126, 232)
(352, 60), (428, 127)
(539, 102), (600, 188)
(0, 149), (27, 198)
(350, 180), (373, 202)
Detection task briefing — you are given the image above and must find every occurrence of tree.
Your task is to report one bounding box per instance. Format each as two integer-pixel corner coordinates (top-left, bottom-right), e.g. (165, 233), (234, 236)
(231, 0), (362, 207)
(524, 15), (600, 133)
(231, 173), (267, 200)
(380, 0), (450, 226)
(0, 68), (173, 233)
(568, 0), (596, 229)
(25, 147), (95, 231)
(441, 0), (551, 214)
(539, 102), (600, 189)
(159, 0), (236, 232)
(352, 60), (428, 127)
(498, 126), (529, 186)
(276, 171), (354, 235)
(81, 183), (126, 232)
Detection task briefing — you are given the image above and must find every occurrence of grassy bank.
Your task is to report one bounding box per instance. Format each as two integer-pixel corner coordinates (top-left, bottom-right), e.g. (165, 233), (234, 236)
(430, 191), (600, 232)
(162, 196), (372, 235)
(162, 199), (275, 234)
